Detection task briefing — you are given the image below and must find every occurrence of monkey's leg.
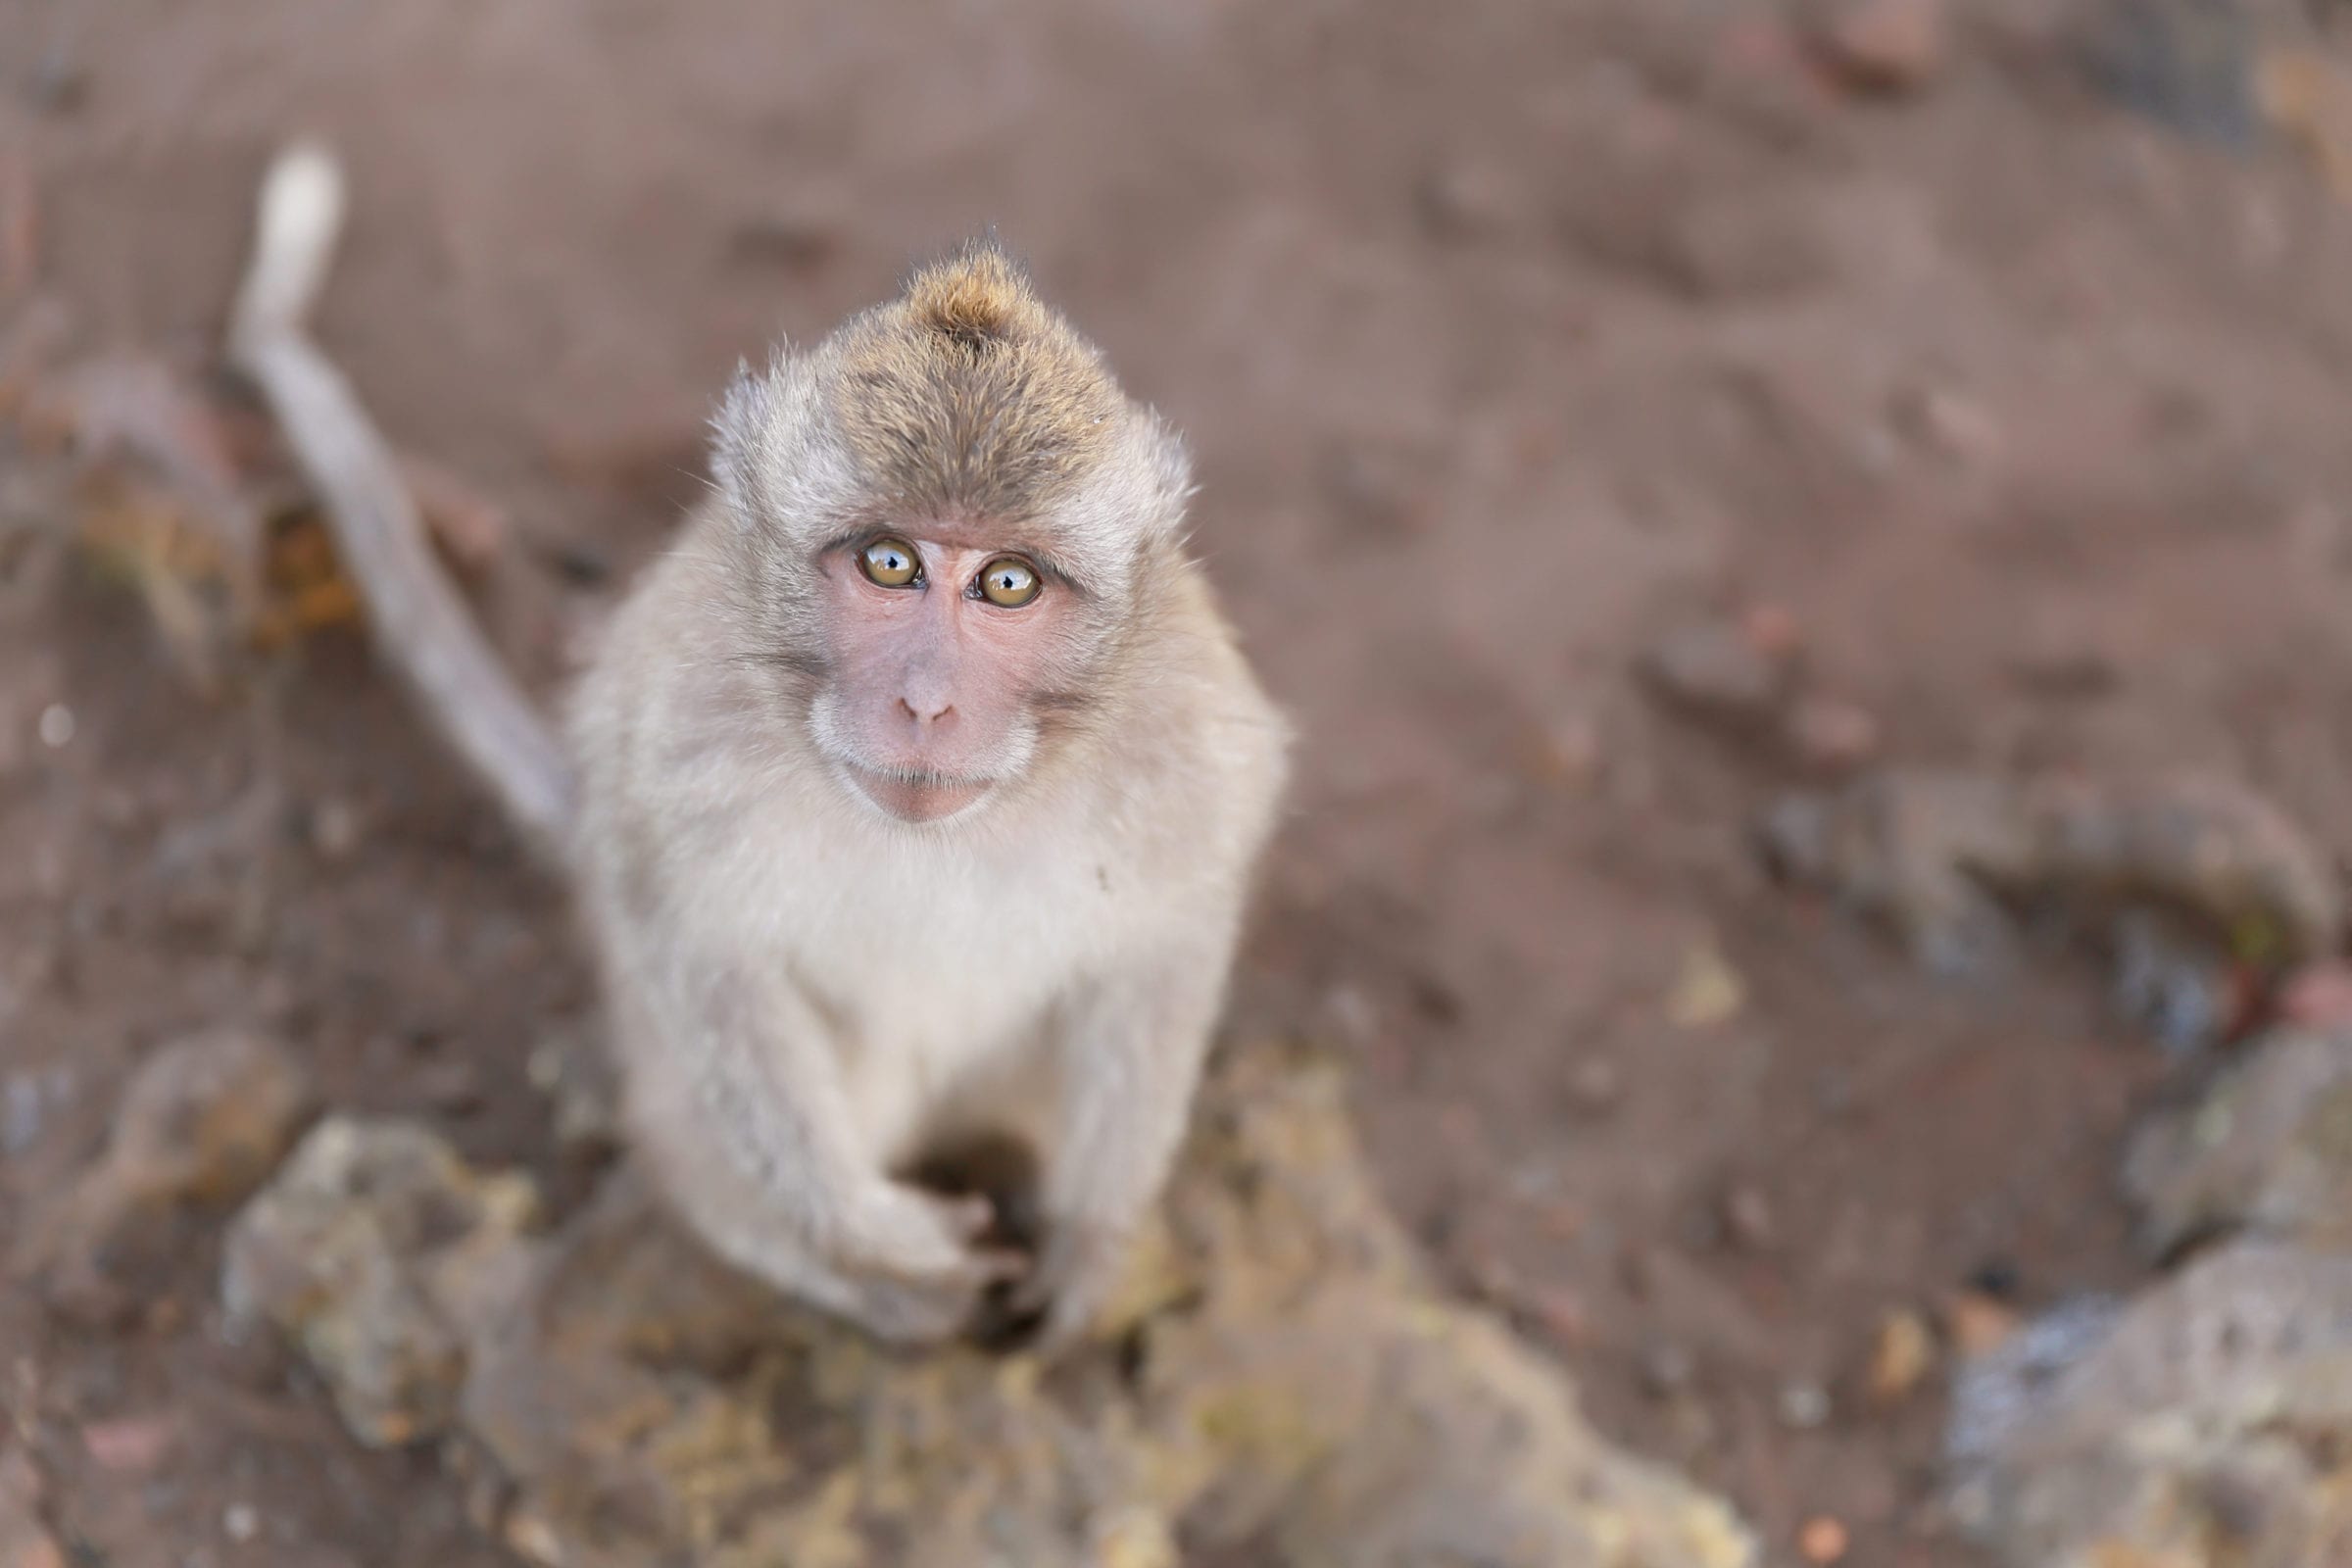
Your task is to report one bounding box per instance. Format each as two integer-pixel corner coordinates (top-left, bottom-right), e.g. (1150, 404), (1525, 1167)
(1010, 946), (1230, 1348)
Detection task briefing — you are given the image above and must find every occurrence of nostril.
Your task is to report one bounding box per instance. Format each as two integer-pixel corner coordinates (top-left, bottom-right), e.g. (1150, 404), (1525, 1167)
(898, 697), (955, 725)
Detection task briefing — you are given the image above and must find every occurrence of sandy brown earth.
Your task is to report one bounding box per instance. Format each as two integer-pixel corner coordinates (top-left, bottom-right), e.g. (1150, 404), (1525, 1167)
(9, 0), (2352, 1564)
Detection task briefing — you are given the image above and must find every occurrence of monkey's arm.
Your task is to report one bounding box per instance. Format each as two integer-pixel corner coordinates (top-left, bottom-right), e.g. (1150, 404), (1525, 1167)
(1016, 939), (1234, 1346)
(622, 928), (1008, 1295)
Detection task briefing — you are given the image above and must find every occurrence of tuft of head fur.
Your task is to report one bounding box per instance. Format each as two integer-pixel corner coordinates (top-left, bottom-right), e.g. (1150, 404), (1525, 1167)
(830, 237), (1124, 524)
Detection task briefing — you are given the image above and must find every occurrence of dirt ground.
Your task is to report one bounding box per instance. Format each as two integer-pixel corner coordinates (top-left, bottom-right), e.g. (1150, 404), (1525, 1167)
(9, 1), (2352, 1564)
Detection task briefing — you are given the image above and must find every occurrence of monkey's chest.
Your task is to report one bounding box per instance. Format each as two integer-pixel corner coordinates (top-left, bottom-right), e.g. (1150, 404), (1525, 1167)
(784, 852), (1129, 1156)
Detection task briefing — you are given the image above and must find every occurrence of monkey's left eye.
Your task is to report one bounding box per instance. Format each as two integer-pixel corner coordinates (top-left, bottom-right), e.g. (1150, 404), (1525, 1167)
(975, 557), (1041, 609)
(858, 538), (922, 588)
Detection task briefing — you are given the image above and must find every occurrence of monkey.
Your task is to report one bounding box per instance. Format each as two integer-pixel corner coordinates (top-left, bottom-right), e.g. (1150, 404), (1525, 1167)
(228, 146), (1292, 1351)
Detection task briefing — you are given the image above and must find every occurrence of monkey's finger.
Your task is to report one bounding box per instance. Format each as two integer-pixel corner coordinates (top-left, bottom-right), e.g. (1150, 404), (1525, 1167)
(930, 1191), (1000, 1243)
(931, 1243), (1029, 1292)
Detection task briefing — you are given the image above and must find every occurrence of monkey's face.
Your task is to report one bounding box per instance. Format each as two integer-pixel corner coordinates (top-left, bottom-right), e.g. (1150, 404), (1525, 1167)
(802, 520), (1101, 826)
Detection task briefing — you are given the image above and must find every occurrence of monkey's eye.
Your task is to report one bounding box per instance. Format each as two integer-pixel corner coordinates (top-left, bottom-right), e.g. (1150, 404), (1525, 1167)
(858, 538), (922, 588)
(975, 557), (1041, 609)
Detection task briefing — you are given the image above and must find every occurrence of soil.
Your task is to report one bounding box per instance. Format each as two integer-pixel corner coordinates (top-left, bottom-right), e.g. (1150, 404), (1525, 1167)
(8, 1), (2352, 1564)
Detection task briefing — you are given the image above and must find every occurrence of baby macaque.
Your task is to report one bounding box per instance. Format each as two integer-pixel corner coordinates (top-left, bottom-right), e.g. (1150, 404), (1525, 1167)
(228, 143), (1288, 1350)
(562, 241), (1291, 1347)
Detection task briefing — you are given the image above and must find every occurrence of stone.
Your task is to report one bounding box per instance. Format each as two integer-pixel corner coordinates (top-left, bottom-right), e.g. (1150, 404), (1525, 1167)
(1757, 769), (2342, 982)
(2124, 1026), (2352, 1257)
(1638, 616), (1795, 730)
(220, 1117), (540, 1448)
(15, 1028), (313, 1323)
(1946, 1244), (2352, 1567)
(226, 1044), (1761, 1568)
(1814, 0), (1947, 95)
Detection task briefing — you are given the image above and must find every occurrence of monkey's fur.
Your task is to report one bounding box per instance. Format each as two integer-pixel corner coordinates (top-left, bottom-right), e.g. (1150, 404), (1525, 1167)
(564, 241), (1291, 1348)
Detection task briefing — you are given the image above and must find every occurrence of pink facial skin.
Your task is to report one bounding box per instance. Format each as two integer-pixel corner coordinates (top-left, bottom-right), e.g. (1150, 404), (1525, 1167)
(808, 526), (1087, 825)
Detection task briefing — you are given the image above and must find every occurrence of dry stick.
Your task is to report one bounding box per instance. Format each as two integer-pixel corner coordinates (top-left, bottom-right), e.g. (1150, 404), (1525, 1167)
(223, 143), (575, 858)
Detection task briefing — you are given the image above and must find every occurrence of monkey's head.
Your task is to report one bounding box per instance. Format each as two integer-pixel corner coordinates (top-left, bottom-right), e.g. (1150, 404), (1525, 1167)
(709, 238), (1193, 827)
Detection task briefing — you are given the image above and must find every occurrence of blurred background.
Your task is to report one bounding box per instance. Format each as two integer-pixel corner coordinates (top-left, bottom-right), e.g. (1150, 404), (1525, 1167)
(8, 2), (2352, 1565)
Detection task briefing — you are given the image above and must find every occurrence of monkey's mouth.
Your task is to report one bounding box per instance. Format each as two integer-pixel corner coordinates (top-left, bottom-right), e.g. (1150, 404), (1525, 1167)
(843, 762), (996, 824)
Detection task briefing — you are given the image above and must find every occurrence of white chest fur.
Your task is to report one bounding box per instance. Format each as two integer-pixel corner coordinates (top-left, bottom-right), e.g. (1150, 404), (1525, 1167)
(746, 805), (1144, 1160)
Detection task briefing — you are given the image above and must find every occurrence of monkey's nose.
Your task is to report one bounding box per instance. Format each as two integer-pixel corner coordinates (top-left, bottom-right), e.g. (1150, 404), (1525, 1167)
(897, 695), (956, 728)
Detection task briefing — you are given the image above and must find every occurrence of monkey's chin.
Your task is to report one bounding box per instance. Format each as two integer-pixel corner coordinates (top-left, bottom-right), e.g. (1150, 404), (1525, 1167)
(844, 765), (995, 825)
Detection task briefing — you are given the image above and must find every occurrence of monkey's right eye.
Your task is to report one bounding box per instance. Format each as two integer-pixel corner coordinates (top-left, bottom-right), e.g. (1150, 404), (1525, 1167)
(858, 538), (922, 588)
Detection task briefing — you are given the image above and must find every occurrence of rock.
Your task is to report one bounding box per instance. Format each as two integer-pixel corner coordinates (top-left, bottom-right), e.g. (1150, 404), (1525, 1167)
(1638, 615), (1796, 733)
(227, 1044), (1760, 1568)
(526, 1026), (622, 1158)
(1642, 1341), (1701, 1399)
(2123, 1026), (2352, 1257)
(220, 1118), (540, 1448)
(1778, 1380), (1832, 1431)
(307, 797), (364, 861)
(1666, 941), (1747, 1029)
(2279, 961), (2352, 1031)
(2078, 0), (2260, 150)
(78, 1415), (176, 1475)
(15, 1028), (312, 1322)
(1795, 1515), (1850, 1565)
(1812, 0), (1947, 95)
(2108, 906), (2239, 1054)
(1757, 769), (2342, 983)
(1865, 1308), (1936, 1406)
(1784, 695), (1879, 775)
(1946, 1243), (2352, 1566)
(1563, 1055), (1623, 1118)
(1889, 384), (2002, 466)
(1721, 1183), (1775, 1252)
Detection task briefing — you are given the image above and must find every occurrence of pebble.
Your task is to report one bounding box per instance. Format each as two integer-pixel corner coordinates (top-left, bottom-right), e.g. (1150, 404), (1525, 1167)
(1892, 384), (2002, 465)
(1525, 712), (1603, 791)
(1797, 1514), (1851, 1563)
(222, 1503), (260, 1544)
(1778, 1379), (1833, 1430)
(1722, 1183), (1776, 1251)
(2, 1074), (45, 1154)
(1564, 1055), (1623, 1116)
(1321, 984), (1378, 1047)
(309, 798), (364, 862)
(1640, 1340), (1699, 1397)
(1866, 1308), (1938, 1404)
(1816, 0), (1947, 94)
(1666, 941), (1747, 1029)
(35, 703), (73, 749)
(1786, 695), (1880, 773)
(1638, 618), (1790, 729)
(80, 1414), (176, 1474)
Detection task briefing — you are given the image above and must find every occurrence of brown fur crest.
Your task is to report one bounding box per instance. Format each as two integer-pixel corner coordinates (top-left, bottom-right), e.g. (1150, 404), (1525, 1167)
(833, 238), (1122, 522)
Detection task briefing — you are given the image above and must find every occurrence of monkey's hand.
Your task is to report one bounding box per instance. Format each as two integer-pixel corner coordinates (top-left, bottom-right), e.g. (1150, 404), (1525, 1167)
(839, 1180), (1024, 1282)
(1008, 1217), (1131, 1354)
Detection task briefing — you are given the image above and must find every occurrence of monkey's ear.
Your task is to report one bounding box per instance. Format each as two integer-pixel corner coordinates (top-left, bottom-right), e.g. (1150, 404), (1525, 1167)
(1137, 407), (1198, 534)
(709, 358), (777, 505)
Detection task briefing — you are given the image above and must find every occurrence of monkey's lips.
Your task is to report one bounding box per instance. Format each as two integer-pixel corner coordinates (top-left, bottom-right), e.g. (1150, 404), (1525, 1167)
(845, 764), (995, 824)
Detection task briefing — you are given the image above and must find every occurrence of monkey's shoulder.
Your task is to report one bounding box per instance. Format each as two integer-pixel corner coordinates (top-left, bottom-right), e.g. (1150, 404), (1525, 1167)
(1102, 560), (1292, 842)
